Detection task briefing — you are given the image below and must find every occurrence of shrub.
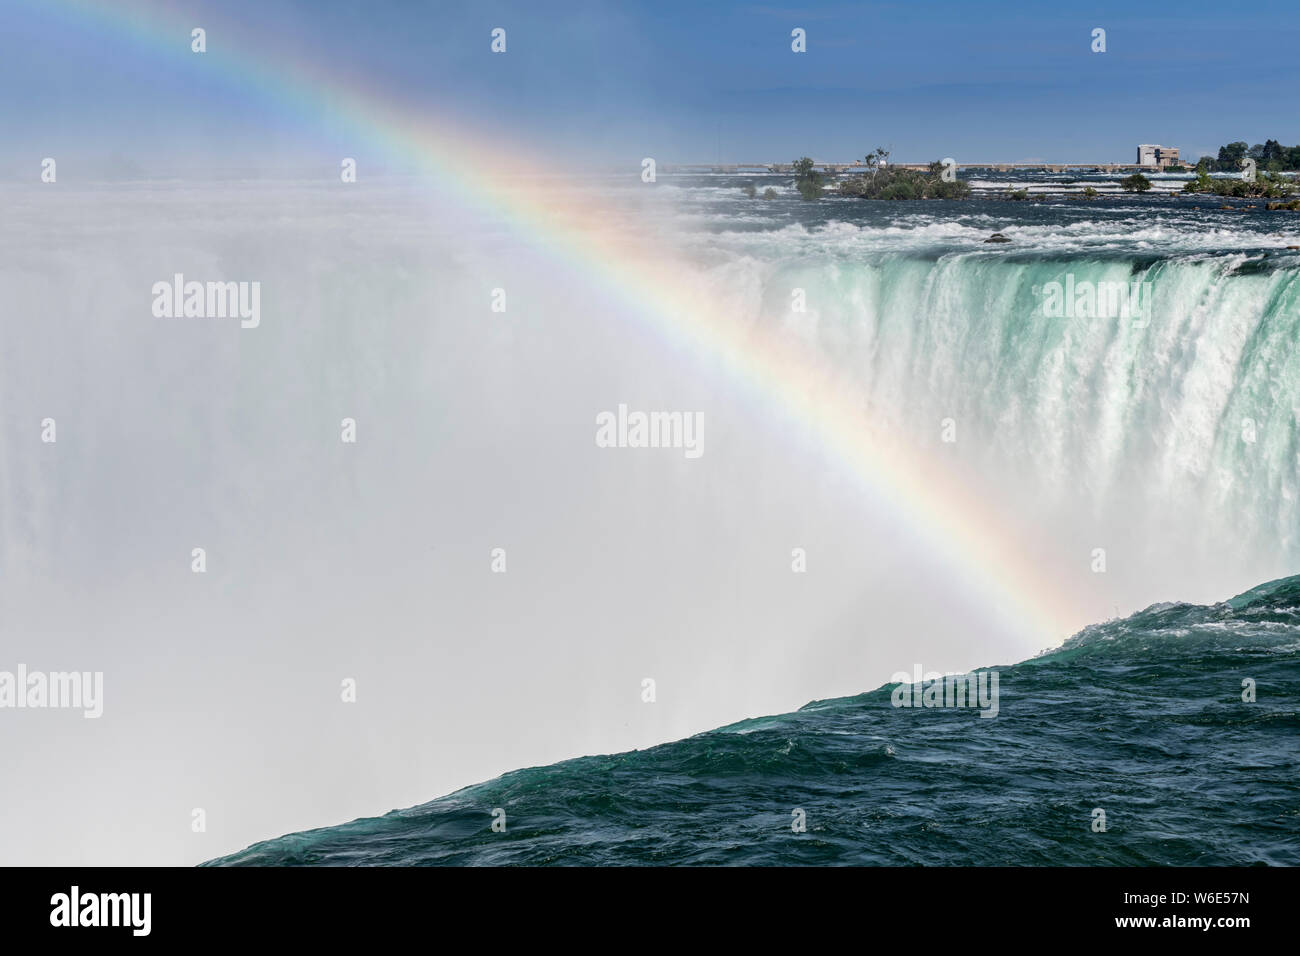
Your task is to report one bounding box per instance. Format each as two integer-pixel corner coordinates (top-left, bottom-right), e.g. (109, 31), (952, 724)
(1121, 173), (1152, 193)
(792, 157), (825, 200)
(835, 149), (971, 200)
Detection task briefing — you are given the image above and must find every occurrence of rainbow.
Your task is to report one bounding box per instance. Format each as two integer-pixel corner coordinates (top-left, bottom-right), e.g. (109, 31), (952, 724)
(26, 0), (1088, 646)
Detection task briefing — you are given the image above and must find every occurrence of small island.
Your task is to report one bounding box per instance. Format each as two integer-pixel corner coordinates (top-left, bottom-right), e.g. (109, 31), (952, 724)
(786, 148), (972, 200)
(1181, 138), (1300, 199)
(739, 139), (1300, 203)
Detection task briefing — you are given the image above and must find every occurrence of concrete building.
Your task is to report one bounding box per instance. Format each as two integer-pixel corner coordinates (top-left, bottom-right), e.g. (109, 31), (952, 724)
(1137, 144), (1180, 167)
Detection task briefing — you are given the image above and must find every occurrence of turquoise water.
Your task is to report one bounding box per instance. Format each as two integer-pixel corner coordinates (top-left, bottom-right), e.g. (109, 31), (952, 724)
(207, 574), (1300, 866)
(669, 178), (1300, 568)
(186, 178), (1300, 866)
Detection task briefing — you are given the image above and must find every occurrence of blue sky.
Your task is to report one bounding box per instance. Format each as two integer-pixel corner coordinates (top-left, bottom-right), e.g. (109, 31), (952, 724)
(3, 0), (1299, 172)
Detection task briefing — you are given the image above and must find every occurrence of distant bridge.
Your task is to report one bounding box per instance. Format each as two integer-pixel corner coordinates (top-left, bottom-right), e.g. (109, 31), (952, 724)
(660, 162), (1175, 174)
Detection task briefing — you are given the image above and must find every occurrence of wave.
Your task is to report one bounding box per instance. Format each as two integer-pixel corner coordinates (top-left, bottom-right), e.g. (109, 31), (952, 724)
(204, 574), (1300, 866)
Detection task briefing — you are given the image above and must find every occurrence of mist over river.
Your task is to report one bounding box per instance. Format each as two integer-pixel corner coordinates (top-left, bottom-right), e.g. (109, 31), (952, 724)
(2, 170), (1297, 864)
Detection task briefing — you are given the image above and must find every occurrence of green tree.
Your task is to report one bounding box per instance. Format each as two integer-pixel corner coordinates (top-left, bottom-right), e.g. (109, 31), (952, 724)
(1201, 140), (1300, 172)
(1218, 142), (1249, 169)
(1121, 173), (1152, 192)
(792, 157), (825, 200)
(864, 147), (890, 178)
(1184, 167), (1213, 193)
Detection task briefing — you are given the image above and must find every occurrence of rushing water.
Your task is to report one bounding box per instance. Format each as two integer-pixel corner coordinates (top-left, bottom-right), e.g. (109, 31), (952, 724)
(4, 169), (1297, 864)
(207, 572), (1300, 866)
(658, 173), (1300, 579)
(198, 172), (1300, 865)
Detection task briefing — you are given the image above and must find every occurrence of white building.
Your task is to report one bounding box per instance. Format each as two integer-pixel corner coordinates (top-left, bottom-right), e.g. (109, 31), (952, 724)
(1137, 144), (1180, 167)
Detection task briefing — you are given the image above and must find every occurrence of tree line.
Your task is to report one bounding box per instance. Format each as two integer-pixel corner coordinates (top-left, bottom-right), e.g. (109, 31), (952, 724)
(1196, 140), (1300, 173)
